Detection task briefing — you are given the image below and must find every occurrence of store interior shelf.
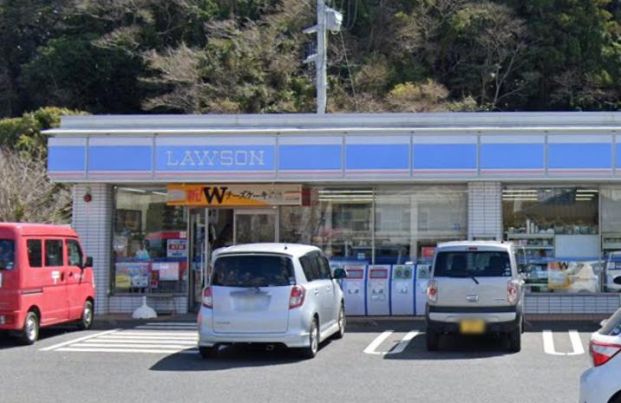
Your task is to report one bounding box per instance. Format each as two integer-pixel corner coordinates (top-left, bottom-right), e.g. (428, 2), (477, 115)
(506, 233), (555, 239)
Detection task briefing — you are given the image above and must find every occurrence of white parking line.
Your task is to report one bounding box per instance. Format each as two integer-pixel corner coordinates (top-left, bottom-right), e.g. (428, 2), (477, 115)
(542, 330), (585, 356)
(39, 330), (120, 352)
(363, 331), (419, 355)
(55, 347), (198, 354)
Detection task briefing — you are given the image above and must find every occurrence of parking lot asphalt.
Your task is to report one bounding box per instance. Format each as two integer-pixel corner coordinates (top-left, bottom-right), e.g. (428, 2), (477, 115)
(0, 318), (597, 403)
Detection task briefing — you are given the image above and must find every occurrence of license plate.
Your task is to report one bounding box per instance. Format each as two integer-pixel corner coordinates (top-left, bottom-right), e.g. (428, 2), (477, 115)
(460, 319), (485, 334)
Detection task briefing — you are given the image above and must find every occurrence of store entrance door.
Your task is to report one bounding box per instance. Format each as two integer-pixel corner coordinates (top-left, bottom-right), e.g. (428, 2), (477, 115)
(188, 209), (206, 312)
(234, 209), (278, 244)
(188, 208), (234, 312)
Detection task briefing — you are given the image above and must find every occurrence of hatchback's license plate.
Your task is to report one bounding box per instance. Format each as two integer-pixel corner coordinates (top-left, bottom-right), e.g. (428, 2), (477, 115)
(460, 319), (485, 334)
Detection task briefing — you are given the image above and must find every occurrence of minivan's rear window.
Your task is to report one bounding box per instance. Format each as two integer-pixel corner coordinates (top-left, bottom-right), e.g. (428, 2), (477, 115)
(0, 239), (15, 270)
(434, 251), (511, 277)
(212, 255), (294, 287)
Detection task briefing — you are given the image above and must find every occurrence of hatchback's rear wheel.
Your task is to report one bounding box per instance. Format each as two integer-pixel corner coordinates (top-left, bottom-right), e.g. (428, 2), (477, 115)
(20, 311), (39, 345)
(333, 305), (345, 339)
(300, 318), (319, 359)
(78, 300), (94, 330)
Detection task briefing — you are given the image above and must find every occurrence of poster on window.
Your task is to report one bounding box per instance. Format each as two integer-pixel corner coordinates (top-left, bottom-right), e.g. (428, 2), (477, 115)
(152, 262), (180, 281)
(115, 262), (150, 290)
(166, 239), (188, 258)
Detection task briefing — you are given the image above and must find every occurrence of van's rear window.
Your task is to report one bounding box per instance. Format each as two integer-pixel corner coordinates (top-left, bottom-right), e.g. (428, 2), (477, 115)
(0, 239), (15, 270)
(434, 251), (511, 277)
(212, 255), (294, 287)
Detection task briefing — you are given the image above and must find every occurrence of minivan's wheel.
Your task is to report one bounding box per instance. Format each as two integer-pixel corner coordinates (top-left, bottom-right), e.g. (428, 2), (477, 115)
(426, 328), (439, 351)
(300, 318), (319, 359)
(199, 346), (218, 359)
(20, 311), (39, 345)
(333, 305), (345, 340)
(508, 324), (522, 353)
(78, 300), (94, 330)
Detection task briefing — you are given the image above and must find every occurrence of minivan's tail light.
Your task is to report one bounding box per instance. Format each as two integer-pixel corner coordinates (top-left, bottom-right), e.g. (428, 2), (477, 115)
(507, 280), (519, 304)
(427, 280), (438, 303)
(590, 340), (621, 367)
(289, 285), (305, 309)
(202, 286), (213, 309)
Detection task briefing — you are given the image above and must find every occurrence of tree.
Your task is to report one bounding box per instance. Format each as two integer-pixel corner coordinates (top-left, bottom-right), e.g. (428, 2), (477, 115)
(0, 148), (71, 223)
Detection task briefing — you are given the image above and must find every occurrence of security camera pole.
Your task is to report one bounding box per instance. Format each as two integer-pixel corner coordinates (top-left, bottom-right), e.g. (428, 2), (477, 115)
(304, 0), (343, 114)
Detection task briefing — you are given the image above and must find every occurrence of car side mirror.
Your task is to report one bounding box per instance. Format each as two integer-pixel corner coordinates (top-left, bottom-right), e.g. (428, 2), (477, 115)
(332, 268), (347, 279)
(600, 319), (608, 328)
(83, 256), (93, 269)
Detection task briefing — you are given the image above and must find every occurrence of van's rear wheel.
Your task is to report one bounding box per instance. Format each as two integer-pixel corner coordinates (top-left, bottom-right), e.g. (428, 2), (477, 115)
(508, 321), (522, 352)
(199, 346), (218, 359)
(20, 311), (39, 345)
(426, 328), (439, 351)
(78, 300), (94, 330)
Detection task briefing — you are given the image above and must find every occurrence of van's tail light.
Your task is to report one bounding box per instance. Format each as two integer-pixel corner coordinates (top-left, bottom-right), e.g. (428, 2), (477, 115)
(202, 286), (213, 309)
(289, 285), (305, 309)
(507, 280), (519, 304)
(427, 280), (438, 303)
(590, 340), (621, 367)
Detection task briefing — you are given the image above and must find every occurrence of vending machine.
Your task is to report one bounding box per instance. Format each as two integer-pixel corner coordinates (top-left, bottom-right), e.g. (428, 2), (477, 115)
(415, 263), (431, 316)
(390, 264), (415, 316)
(366, 265), (391, 316)
(342, 264), (367, 316)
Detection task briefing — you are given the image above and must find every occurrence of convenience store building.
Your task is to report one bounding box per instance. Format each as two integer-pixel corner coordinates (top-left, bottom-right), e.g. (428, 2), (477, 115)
(45, 112), (621, 316)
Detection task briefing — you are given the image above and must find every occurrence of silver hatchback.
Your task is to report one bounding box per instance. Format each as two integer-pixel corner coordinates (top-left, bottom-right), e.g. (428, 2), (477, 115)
(197, 243), (346, 359)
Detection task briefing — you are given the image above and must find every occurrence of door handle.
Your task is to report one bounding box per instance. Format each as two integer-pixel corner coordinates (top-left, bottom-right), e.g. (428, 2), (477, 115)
(314, 289), (320, 295)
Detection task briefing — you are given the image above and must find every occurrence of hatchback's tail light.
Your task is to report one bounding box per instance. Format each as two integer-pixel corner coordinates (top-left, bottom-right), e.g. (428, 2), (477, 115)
(427, 280), (438, 303)
(289, 285), (305, 309)
(590, 340), (621, 367)
(202, 286), (213, 309)
(507, 280), (519, 304)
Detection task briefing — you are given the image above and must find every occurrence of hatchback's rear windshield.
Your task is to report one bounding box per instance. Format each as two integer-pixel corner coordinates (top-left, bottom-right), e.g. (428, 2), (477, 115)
(212, 255), (294, 287)
(599, 308), (621, 337)
(434, 251), (511, 277)
(0, 239), (15, 270)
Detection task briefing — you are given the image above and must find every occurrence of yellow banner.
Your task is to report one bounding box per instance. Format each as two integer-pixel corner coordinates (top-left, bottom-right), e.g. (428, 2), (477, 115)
(167, 184), (302, 207)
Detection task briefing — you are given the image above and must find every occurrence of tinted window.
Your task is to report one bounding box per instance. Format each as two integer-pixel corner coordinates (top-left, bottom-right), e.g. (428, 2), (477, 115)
(434, 251), (511, 277)
(599, 308), (621, 337)
(212, 255), (294, 287)
(45, 240), (64, 267)
(27, 240), (42, 268)
(67, 240), (83, 267)
(318, 256), (332, 280)
(0, 239), (15, 270)
(300, 253), (321, 282)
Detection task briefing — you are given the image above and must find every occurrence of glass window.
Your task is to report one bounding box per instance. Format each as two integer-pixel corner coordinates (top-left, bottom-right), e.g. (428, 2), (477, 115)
(0, 239), (15, 270)
(434, 251), (511, 277)
(45, 240), (64, 267)
(300, 253), (321, 282)
(113, 187), (188, 294)
(503, 186), (600, 293)
(318, 256), (332, 279)
(599, 309), (621, 336)
(27, 240), (42, 268)
(280, 186), (467, 265)
(67, 240), (83, 267)
(211, 255), (294, 287)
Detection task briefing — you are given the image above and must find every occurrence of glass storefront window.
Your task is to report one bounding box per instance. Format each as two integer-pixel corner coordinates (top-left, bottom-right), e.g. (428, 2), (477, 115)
(113, 187), (188, 294)
(503, 186), (601, 293)
(280, 186), (467, 265)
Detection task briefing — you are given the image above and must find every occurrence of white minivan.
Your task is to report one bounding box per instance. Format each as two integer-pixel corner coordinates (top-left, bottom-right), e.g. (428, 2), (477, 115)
(425, 241), (525, 352)
(197, 243), (346, 359)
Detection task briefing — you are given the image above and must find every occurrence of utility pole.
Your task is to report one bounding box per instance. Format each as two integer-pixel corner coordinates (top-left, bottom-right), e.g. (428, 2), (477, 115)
(304, 0), (343, 114)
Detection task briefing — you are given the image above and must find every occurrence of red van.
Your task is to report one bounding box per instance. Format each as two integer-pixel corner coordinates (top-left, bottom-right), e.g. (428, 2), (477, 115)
(0, 223), (95, 344)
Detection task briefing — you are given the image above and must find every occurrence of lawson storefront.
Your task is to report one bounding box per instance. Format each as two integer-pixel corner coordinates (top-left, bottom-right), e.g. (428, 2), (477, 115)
(45, 113), (621, 317)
